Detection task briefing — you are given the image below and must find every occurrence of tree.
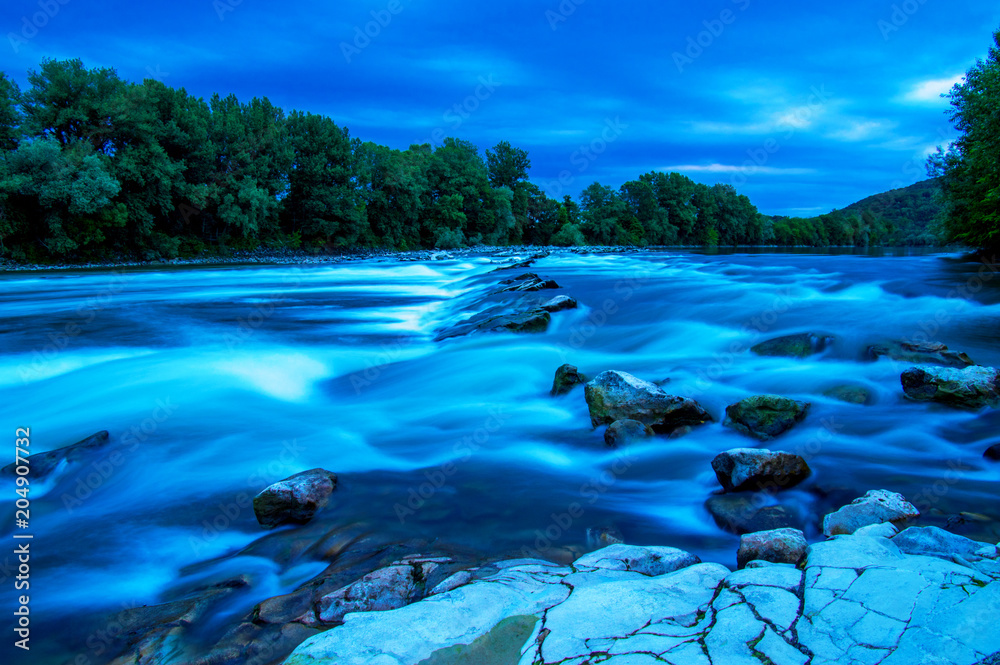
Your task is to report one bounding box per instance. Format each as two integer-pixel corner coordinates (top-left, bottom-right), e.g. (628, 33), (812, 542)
(929, 29), (1000, 251)
(486, 140), (531, 190)
(0, 73), (20, 151)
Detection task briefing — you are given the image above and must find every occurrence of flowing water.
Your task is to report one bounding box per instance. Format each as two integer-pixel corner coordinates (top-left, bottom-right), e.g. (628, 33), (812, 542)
(1, 249), (999, 663)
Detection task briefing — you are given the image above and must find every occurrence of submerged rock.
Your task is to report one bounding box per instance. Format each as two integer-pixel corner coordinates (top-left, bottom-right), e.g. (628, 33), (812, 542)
(585, 370), (713, 433)
(737, 528), (808, 569)
(901, 365), (1000, 409)
(723, 394), (810, 440)
(751, 332), (836, 358)
(1, 430), (111, 480)
(586, 526), (625, 549)
(711, 448), (811, 493)
(985, 443), (1000, 461)
(477, 309), (551, 334)
(822, 489), (919, 536)
(540, 294), (578, 312)
(490, 272), (560, 294)
(705, 494), (803, 535)
(551, 364), (587, 396)
(603, 419), (654, 447)
(822, 384), (875, 405)
(868, 339), (976, 368)
(253, 469), (338, 529)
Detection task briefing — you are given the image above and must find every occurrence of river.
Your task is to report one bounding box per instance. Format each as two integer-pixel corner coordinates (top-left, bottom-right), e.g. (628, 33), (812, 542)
(1, 248), (998, 663)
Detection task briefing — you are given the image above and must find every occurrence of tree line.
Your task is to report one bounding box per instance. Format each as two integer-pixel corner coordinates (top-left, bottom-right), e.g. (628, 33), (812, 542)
(0, 58), (956, 263)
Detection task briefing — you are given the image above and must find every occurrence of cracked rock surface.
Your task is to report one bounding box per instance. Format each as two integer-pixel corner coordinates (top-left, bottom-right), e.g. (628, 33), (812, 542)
(283, 527), (1000, 664)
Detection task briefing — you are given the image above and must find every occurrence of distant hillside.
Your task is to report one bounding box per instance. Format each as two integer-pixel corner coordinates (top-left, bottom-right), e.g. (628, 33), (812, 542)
(769, 179), (946, 247)
(841, 178), (945, 244)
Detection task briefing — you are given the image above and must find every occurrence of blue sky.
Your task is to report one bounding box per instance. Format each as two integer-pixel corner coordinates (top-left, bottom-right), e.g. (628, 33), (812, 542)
(2, 0), (998, 216)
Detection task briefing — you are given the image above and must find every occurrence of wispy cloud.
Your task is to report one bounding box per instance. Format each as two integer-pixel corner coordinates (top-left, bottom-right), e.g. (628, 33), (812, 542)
(903, 75), (965, 103)
(660, 164), (817, 175)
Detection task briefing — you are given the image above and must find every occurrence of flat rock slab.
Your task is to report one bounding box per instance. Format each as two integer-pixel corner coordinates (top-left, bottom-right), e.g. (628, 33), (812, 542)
(285, 530), (1000, 665)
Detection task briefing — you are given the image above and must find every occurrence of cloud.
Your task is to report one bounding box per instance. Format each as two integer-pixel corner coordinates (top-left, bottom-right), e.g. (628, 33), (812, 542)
(827, 120), (891, 142)
(659, 164), (816, 176)
(904, 75), (965, 103)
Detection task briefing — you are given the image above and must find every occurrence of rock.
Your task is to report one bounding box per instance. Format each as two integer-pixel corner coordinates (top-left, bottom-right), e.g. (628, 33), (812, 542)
(429, 570), (474, 596)
(705, 494), (803, 535)
(540, 295), (578, 312)
(311, 559), (441, 625)
(551, 364), (587, 396)
(585, 370), (713, 433)
(823, 384), (875, 405)
(604, 419), (654, 447)
(573, 544), (701, 576)
(737, 528), (808, 569)
(253, 469), (338, 530)
(586, 526), (625, 549)
(901, 365), (1000, 409)
(1, 430), (111, 480)
(723, 394), (811, 440)
(711, 448), (811, 493)
(822, 489), (920, 536)
(985, 444), (1000, 461)
(891, 526), (991, 561)
(868, 339), (976, 368)
(285, 528), (1000, 665)
(751, 332), (835, 358)
(490, 273), (560, 294)
(477, 309), (550, 334)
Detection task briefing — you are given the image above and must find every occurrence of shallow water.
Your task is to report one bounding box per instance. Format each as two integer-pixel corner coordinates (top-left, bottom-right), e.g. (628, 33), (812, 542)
(1, 249), (999, 663)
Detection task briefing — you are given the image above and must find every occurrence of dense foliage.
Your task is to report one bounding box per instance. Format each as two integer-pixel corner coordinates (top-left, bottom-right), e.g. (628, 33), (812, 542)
(0, 59), (946, 262)
(930, 29), (1000, 252)
(768, 179), (945, 248)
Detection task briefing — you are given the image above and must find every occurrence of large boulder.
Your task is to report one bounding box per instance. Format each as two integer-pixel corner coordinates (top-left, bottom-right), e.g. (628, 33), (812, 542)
(551, 364), (587, 396)
(253, 469), (338, 529)
(723, 395), (810, 440)
(751, 332), (835, 358)
(711, 448), (811, 493)
(585, 370), (713, 433)
(868, 339), (975, 368)
(737, 528), (808, 569)
(604, 419), (654, 447)
(901, 365), (1000, 409)
(822, 489), (919, 536)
